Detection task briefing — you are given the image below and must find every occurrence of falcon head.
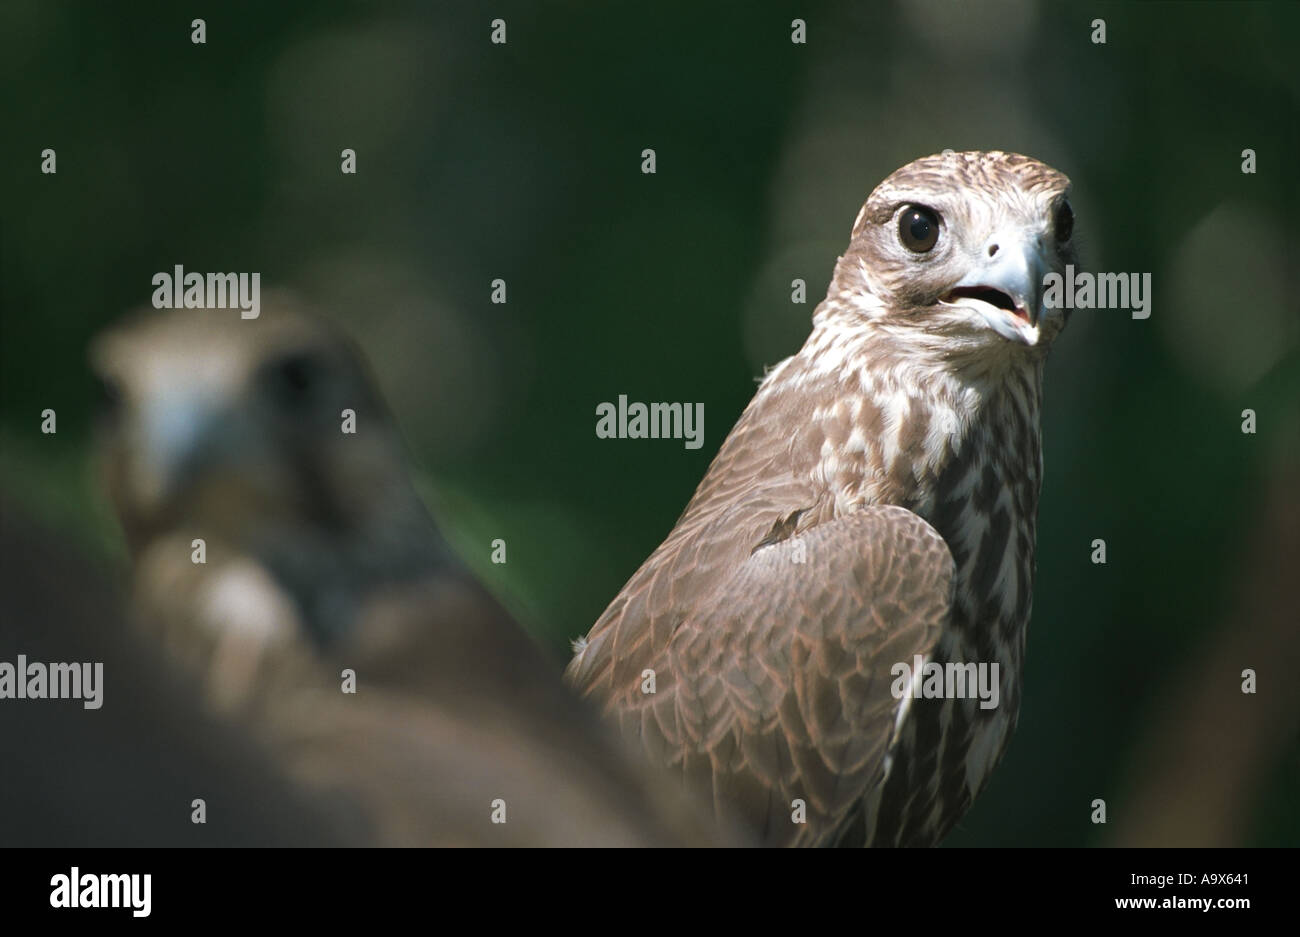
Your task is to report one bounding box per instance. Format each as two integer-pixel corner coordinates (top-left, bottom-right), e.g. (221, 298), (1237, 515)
(829, 150), (1075, 353)
(89, 293), (403, 554)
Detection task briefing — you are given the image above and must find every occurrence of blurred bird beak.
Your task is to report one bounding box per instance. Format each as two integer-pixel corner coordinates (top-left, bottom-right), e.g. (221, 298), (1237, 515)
(942, 232), (1054, 346)
(132, 394), (221, 510)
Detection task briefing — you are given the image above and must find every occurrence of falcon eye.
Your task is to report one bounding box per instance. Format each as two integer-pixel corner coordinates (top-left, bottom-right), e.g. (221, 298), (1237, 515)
(1054, 200), (1074, 243)
(898, 206), (940, 253)
(263, 350), (329, 408)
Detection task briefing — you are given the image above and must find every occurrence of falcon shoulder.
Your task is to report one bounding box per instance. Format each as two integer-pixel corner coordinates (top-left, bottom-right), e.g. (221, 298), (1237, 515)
(567, 359), (844, 699)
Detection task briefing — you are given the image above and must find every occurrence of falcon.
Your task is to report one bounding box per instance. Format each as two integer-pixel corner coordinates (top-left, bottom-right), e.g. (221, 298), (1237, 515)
(566, 150), (1076, 846)
(90, 294), (719, 846)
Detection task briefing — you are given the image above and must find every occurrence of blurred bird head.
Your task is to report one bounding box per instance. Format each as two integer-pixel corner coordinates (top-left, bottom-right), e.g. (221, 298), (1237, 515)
(829, 150), (1075, 358)
(89, 292), (410, 555)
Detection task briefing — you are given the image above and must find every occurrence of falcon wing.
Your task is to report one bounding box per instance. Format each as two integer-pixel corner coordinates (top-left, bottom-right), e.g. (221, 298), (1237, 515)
(582, 506), (954, 846)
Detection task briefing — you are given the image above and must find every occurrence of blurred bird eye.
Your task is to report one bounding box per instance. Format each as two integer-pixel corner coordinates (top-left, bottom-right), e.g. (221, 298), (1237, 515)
(898, 206), (940, 253)
(92, 375), (122, 421)
(1054, 200), (1074, 242)
(264, 351), (326, 406)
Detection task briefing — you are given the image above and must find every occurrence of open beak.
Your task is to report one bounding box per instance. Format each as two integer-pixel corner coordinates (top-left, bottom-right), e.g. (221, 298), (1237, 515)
(941, 233), (1054, 345)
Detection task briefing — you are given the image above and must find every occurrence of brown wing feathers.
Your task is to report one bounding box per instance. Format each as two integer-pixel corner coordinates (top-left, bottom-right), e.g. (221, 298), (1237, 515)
(598, 507), (953, 845)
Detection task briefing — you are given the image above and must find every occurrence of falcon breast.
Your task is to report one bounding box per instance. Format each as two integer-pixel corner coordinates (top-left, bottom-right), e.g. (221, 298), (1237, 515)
(566, 150), (1076, 846)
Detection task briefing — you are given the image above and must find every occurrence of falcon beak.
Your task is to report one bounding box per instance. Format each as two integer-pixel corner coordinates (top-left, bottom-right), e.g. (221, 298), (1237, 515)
(133, 398), (209, 508)
(941, 233), (1053, 346)
(132, 394), (233, 511)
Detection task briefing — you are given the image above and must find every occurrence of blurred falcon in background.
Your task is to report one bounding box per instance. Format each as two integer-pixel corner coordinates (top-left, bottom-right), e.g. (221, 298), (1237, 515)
(0, 495), (355, 846)
(90, 294), (718, 846)
(567, 151), (1076, 846)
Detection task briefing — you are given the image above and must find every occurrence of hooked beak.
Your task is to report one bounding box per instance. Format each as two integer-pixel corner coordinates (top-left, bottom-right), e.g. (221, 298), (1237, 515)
(940, 232), (1057, 345)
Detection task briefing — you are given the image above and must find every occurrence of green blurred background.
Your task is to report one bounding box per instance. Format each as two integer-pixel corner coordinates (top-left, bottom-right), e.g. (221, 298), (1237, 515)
(2, 0), (1297, 846)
